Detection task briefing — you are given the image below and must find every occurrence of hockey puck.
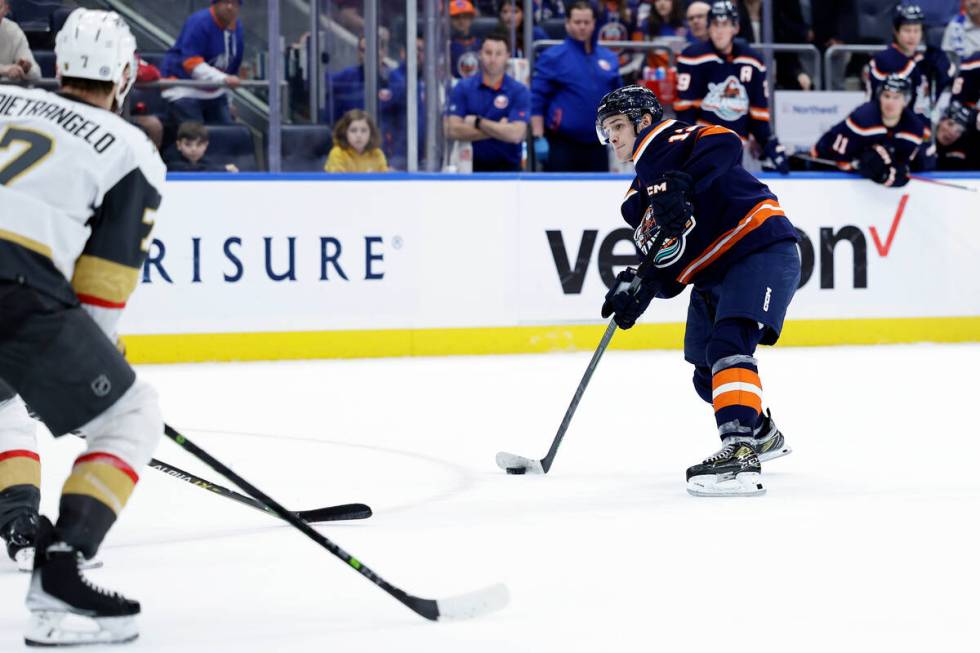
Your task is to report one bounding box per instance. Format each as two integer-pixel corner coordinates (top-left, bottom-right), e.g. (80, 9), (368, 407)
(506, 467), (526, 475)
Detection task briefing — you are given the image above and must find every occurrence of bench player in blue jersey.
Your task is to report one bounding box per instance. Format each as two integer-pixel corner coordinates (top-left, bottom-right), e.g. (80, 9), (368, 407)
(867, 4), (954, 141)
(673, 1), (789, 175)
(813, 75), (925, 186)
(595, 85), (800, 497)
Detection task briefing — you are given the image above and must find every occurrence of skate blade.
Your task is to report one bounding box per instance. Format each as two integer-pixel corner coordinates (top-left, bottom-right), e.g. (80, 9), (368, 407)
(687, 472), (766, 497)
(25, 612), (138, 647)
(757, 445), (792, 463)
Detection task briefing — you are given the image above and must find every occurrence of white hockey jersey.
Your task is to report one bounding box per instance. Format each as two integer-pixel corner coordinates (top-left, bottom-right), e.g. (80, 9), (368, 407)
(0, 85), (165, 337)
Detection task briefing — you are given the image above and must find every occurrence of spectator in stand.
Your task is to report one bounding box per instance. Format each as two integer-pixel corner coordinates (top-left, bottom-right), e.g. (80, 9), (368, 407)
(734, 0), (813, 90)
(868, 4), (954, 138)
(685, 1), (712, 42)
(935, 101), (980, 169)
(530, 0), (567, 22)
(496, 0), (548, 57)
(445, 31), (531, 172)
(450, 0), (482, 78)
(385, 37), (426, 169)
(324, 32), (395, 125)
(642, 0), (686, 38)
(0, 0), (40, 82)
(531, 0), (622, 171)
(812, 75), (924, 185)
(324, 109), (388, 172)
(131, 55), (165, 149)
(633, 0), (687, 73)
(943, 0), (980, 57)
(164, 122), (240, 172)
(160, 0), (244, 125)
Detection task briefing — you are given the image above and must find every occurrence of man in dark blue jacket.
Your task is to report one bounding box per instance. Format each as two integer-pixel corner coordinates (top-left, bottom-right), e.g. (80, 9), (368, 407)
(531, 0), (621, 171)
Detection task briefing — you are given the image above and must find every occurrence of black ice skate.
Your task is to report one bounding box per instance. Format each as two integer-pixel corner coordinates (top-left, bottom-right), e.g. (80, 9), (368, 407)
(686, 440), (765, 497)
(24, 517), (139, 647)
(750, 409), (792, 462)
(3, 512), (38, 572)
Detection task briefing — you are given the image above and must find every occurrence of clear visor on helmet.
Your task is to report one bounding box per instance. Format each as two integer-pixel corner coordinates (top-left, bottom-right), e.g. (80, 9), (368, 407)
(596, 117), (611, 145)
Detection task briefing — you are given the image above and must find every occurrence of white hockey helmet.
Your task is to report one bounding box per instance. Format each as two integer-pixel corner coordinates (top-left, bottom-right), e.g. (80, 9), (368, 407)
(54, 9), (137, 109)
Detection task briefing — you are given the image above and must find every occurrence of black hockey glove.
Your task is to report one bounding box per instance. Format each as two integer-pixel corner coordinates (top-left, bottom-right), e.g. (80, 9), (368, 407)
(858, 145), (893, 184)
(600, 268), (660, 330)
(647, 171), (694, 241)
(763, 138), (790, 175)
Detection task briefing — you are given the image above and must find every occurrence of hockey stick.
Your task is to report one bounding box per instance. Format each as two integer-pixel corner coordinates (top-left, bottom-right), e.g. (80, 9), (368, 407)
(496, 233), (668, 476)
(149, 458), (372, 523)
(163, 424), (509, 621)
(792, 153), (977, 192)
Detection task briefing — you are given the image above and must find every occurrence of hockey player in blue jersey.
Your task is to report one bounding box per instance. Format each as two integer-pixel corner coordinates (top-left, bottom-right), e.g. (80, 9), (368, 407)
(867, 4), (954, 140)
(952, 51), (980, 109)
(596, 85), (800, 497)
(813, 75), (925, 186)
(673, 1), (789, 174)
(935, 101), (980, 170)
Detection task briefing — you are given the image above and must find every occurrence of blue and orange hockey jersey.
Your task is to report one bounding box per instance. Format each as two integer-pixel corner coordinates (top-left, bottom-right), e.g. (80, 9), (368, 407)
(161, 6), (244, 100)
(952, 52), (980, 108)
(867, 44), (954, 131)
(620, 120), (797, 293)
(812, 101), (925, 172)
(673, 40), (773, 146)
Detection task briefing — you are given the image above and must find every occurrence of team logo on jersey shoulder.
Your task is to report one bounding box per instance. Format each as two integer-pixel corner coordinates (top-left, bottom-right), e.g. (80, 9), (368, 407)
(701, 75), (749, 122)
(633, 206), (697, 267)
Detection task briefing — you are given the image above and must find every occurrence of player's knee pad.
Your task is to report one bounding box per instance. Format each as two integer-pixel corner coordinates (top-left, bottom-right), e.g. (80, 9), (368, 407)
(0, 395), (38, 453)
(705, 318), (764, 367)
(77, 378), (162, 472)
(692, 366), (713, 404)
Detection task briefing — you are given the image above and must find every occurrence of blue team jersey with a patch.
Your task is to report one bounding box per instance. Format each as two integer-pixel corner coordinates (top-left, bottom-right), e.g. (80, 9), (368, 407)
(812, 101), (925, 172)
(673, 40), (772, 146)
(448, 74), (530, 167)
(620, 120), (797, 293)
(161, 7), (244, 80)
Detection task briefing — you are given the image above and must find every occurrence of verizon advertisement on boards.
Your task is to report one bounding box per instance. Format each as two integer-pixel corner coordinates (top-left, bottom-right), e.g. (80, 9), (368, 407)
(120, 176), (980, 337)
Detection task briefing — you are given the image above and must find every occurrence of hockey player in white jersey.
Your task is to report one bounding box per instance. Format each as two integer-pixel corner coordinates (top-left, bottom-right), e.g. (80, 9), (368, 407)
(0, 8), (166, 647)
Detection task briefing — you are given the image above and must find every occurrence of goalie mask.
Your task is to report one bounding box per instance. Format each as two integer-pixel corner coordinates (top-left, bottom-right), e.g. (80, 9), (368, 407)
(55, 9), (138, 111)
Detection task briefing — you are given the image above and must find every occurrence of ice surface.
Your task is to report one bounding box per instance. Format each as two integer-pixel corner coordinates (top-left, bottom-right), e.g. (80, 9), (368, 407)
(1, 343), (977, 652)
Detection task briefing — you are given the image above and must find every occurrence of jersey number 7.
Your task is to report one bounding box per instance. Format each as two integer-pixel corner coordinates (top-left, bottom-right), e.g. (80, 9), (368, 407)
(0, 127), (54, 186)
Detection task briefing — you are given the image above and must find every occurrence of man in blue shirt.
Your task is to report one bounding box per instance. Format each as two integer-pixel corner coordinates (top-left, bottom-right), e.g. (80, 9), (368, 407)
(446, 31), (531, 172)
(531, 0), (621, 171)
(161, 0), (244, 125)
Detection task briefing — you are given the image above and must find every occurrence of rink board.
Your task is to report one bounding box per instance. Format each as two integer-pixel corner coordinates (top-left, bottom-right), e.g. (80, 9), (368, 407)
(120, 173), (980, 362)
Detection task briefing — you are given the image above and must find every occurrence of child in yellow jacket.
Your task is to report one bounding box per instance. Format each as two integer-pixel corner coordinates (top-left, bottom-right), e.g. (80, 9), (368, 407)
(324, 109), (388, 172)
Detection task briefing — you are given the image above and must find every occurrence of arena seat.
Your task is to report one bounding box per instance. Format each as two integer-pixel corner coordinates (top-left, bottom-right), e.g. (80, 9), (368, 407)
(32, 50), (55, 78)
(9, 0), (61, 30)
(281, 124), (333, 172)
(205, 125), (260, 172)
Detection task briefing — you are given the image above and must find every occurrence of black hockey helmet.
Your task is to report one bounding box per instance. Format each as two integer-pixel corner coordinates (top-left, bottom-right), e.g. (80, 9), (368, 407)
(944, 100), (975, 130)
(708, 0), (739, 25)
(877, 74), (912, 102)
(893, 3), (924, 29)
(595, 85), (664, 144)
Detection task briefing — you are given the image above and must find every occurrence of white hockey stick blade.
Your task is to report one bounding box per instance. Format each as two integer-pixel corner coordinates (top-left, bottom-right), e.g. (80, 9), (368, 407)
(436, 583), (510, 621)
(495, 451), (545, 475)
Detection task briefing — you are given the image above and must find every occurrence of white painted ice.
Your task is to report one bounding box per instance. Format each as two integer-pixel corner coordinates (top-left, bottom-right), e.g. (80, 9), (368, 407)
(1, 343), (977, 652)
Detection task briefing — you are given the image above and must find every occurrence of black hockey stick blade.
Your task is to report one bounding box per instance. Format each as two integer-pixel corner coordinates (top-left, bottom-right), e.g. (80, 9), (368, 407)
(149, 458), (372, 524)
(295, 503), (373, 522)
(163, 424), (509, 621)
